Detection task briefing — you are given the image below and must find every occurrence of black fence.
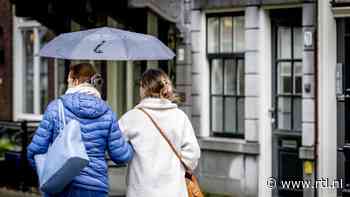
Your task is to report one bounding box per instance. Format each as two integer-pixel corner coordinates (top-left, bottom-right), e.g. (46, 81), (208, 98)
(0, 120), (40, 192)
(0, 120), (126, 193)
(331, 0), (350, 6)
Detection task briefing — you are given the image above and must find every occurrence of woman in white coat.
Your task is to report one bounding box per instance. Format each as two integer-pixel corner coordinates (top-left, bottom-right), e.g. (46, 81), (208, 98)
(118, 68), (201, 197)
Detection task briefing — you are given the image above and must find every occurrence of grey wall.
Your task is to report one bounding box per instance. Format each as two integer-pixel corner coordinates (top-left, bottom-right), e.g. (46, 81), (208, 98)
(193, 0), (304, 10)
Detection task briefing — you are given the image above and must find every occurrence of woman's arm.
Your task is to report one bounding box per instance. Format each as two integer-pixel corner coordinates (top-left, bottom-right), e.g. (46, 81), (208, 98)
(107, 113), (134, 164)
(27, 101), (56, 169)
(180, 115), (201, 171)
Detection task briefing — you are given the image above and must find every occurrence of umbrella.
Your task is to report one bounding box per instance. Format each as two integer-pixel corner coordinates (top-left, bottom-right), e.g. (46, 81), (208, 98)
(38, 27), (175, 60)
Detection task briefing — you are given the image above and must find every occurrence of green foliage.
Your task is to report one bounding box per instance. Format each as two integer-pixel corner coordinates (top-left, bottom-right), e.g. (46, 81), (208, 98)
(0, 138), (17, 157)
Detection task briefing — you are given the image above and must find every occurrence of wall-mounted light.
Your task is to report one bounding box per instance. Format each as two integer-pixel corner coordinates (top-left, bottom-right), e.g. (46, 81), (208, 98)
(304, 30), (313, 47)
(177, 46), (185, 62)
(336, 63), (344, 96)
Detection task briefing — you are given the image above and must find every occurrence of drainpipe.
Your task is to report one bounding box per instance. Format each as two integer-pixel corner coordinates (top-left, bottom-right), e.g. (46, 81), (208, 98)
(314, 0), (319, 197)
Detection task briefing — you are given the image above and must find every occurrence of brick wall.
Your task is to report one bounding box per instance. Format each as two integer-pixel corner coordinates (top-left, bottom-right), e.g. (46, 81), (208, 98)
(0, 0), (13, 120)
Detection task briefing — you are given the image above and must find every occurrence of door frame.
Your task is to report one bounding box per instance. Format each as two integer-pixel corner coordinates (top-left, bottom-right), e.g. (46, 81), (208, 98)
(270, 8), (303, 197)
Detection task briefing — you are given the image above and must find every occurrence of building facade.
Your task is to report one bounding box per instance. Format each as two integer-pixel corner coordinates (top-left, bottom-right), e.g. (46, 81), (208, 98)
(0, 0), (13, 121)
(0, 0), (349, 197)
(0, 0), (185, 195)
(186, 0), (347, 197)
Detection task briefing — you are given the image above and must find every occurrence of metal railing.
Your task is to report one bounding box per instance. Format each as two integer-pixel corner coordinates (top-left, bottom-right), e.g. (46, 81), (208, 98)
(0, 120), (39, 192)
(331, 0), (350, 6)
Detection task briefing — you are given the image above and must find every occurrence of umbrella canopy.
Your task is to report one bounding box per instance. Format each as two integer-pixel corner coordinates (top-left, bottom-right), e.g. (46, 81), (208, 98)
(38, 27), (175, 60)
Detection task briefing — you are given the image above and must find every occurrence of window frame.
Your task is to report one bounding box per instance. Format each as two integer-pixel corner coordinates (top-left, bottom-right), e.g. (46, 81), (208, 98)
(13, 17), (52, 121)
(206, 12), (245, 138)
(206, 12), (245, 55)
(274, 25), (303, 133)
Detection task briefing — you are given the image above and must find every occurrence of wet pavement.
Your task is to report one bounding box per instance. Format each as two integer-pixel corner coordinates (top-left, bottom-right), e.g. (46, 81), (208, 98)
(0, 188), (125, 197)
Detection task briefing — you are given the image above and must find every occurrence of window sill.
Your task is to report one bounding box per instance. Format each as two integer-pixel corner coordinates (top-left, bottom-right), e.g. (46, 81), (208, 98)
(198, 137), (260, 155)
(15, 113), (43, 122)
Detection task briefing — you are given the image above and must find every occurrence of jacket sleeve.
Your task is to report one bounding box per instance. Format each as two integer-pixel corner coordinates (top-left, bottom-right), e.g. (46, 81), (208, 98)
(27, 101), (56, 169)
(107, 113), (134, 164)
(180, 115), (201, 171)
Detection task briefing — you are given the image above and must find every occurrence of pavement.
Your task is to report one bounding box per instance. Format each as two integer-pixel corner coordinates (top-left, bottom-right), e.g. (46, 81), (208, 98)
(0, 188), (40, 197)
(0, 188), (125, 197)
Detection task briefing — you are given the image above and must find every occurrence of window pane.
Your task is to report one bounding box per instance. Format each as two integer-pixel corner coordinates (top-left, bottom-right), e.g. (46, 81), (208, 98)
(277, 26), (291, 59)
(293, 27), (302, 59)
(57, 59), (66, 96)
(208, 17), (219, 53)
(212, 96), (223, 132)
(224, 59), (236, 95)
(23, 30), (34, 114)
(211, 59), (223, 94)
(293, 98), (302, 131)
(40, 59), (48, 113)
(233, 16), (245, 52)
(278, 62), (292, 94)
(220, 17), (233, 53)
(237, 98), (245, 134)
(294, 62), (302, 94)
(39, 28), (53, 113)
(133, 61), (145, 106)
(237, 59), (245, 95)
(278, 97), (291, 130)
(224, 97), (236, 133)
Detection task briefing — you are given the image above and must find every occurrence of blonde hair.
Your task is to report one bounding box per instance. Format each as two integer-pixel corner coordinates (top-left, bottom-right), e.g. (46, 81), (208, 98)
(140, 69), (181, 102)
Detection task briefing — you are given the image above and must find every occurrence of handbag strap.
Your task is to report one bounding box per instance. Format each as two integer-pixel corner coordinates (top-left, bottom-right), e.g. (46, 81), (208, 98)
(137, 108), (190, 172)
(58, 99), (66, 132)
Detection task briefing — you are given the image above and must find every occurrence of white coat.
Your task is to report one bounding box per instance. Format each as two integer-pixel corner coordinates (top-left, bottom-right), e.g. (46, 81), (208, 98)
(118, 98), (201, 197)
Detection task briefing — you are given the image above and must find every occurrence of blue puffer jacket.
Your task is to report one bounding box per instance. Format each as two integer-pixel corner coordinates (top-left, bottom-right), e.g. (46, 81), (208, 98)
(27, 93), (134, 193)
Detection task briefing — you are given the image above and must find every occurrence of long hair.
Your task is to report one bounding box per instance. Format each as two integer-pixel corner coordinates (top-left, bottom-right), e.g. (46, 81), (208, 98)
(140, 69), (181, 102)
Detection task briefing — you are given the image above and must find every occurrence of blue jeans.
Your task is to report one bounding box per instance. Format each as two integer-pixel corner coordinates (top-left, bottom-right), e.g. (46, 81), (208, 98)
(43, 186), (108, 197)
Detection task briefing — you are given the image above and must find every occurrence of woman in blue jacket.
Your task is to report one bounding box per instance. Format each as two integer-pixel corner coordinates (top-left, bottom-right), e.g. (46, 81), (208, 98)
(27, 63), (134, 197)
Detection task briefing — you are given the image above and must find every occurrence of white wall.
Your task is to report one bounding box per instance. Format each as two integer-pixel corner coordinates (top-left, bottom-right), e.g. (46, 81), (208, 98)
(258, 8), (272, 197)
(318, 1), (338, 197)
(194, 11), (210, 137)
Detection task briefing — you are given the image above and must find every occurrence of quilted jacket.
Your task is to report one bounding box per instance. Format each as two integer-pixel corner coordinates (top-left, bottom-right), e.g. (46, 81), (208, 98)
(27, 93), (134, 193)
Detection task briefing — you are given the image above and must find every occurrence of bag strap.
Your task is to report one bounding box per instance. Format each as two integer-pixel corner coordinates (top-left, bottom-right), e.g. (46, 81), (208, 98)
(137, 108), (190, 172)
(58, 99), (66, 132)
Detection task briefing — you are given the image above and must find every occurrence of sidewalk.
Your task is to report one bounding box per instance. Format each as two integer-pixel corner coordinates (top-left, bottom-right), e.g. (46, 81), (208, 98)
(0, 188), (40, 197)
(0, 188), (125, 197)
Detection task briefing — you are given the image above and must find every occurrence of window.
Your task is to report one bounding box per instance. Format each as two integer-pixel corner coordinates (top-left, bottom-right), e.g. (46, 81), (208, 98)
(14, 18), (57, 119)
(207, 14), (245, 54)
(207, 13), (245, 138)
(22, 29), (35, 113)
(21, 27), (54, 114)
(276, 26), (302, 132)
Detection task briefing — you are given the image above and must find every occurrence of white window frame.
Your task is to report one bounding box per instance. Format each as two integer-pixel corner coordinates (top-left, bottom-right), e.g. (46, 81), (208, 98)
(13, 17), (45, 121)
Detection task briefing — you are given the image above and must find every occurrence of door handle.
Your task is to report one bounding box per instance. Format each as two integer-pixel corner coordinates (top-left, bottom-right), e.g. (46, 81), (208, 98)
(269, 108), (276, 124)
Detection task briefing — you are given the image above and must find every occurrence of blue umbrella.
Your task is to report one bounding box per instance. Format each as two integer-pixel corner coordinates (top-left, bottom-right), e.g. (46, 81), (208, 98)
(38, 27), (175, 60)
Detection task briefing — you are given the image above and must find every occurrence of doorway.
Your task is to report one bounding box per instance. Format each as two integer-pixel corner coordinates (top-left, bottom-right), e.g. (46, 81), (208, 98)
(271, 9), (303, 197)
(336, 18), (350, 197)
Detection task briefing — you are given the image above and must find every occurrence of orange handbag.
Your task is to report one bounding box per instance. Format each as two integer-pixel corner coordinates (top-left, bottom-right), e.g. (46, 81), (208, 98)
(138, 108), (204, 197)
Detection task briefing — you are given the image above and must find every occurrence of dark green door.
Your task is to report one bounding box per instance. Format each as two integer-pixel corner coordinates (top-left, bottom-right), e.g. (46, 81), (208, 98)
(271, 9), (303, 197)
(336, 18), (350, 197)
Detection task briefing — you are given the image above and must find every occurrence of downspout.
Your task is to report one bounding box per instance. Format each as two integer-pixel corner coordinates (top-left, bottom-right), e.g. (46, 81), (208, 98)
(314, 0), (319, 196)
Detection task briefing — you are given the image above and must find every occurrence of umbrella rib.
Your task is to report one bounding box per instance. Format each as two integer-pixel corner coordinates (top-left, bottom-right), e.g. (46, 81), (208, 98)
(121, 35), (129, 59)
